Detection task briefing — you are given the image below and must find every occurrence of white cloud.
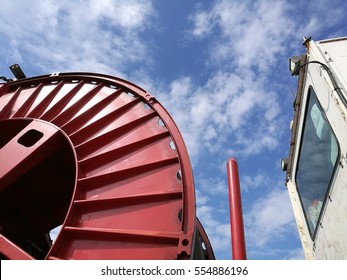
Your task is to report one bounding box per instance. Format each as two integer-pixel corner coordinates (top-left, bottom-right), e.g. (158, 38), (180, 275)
(208, 223), (232, 255)
(189, 0), (347, 75)
(196, 202), (232, 259)
(195, 189), (210, 207)
(90, 0), (154, 30)
(154, 1), (298, 164)
(189, 10), (214, 38)
(197, 177), (228, 196)
(244, 188), (296, 248)
(190, 0), (294, 73)
(0, 0), (155, 77)
(241, 172), (269, 192)
(8, 40), (24, 63)
(156, 70), (283, 164)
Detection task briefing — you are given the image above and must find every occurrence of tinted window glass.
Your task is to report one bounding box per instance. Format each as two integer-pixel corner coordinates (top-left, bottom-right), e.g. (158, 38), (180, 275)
(296, 87), (339, 237)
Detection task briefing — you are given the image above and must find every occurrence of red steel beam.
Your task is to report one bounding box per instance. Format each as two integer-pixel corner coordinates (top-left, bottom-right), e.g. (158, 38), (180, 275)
(226, 158), (247, 260)
(0, 234), (35, 260)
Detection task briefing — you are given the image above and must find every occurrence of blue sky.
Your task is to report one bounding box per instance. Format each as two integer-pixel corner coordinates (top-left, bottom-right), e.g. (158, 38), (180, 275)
(1, 0), (346, 260)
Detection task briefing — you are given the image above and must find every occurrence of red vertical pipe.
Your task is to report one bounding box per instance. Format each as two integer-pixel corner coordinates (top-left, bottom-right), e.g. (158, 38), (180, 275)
(226, 157), (247, 260)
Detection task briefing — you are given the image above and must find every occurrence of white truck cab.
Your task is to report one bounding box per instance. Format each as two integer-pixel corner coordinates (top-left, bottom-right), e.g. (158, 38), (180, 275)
(283, 36), (347, 259)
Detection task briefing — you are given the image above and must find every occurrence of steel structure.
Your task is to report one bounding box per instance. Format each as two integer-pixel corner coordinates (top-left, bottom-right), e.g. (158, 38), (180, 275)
(0, 72), (216, 260)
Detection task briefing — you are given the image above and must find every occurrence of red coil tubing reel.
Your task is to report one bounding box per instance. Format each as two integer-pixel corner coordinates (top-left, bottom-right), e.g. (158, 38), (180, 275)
(0, 72), (214, 260)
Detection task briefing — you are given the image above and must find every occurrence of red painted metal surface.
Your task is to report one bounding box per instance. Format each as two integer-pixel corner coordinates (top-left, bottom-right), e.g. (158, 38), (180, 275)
(226, 158), (247, 260)
(0, 234), (34, 260)
(0, 73), (214, 260)
(195, 218), (215, 260)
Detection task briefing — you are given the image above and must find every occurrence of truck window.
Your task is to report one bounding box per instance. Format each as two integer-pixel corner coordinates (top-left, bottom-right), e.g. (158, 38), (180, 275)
(295, 87), (339, 238)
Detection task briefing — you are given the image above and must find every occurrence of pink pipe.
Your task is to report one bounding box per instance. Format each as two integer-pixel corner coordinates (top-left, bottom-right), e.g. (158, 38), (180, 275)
(226, 158), (247, 260)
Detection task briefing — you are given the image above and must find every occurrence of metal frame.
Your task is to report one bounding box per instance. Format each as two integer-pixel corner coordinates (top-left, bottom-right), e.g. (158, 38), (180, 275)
(0, 72), (212, 260)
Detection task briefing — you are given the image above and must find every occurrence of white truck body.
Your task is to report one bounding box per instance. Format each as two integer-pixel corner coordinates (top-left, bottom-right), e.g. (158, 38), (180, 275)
(284, 37), (347, 259)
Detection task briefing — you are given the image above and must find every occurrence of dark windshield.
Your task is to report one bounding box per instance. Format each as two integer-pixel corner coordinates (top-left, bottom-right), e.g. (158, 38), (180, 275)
(295, 87), (339, 237)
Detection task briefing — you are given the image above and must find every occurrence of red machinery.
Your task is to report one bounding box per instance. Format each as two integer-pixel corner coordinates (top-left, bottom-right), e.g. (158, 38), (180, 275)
(0, 72), (217, 260)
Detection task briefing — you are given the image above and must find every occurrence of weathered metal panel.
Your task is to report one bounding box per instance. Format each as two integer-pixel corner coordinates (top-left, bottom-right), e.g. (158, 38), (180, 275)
(316, 37), (347, 92)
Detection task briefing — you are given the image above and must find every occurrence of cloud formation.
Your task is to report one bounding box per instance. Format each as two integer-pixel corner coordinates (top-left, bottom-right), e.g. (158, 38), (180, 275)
(0, 0), (155, 77)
